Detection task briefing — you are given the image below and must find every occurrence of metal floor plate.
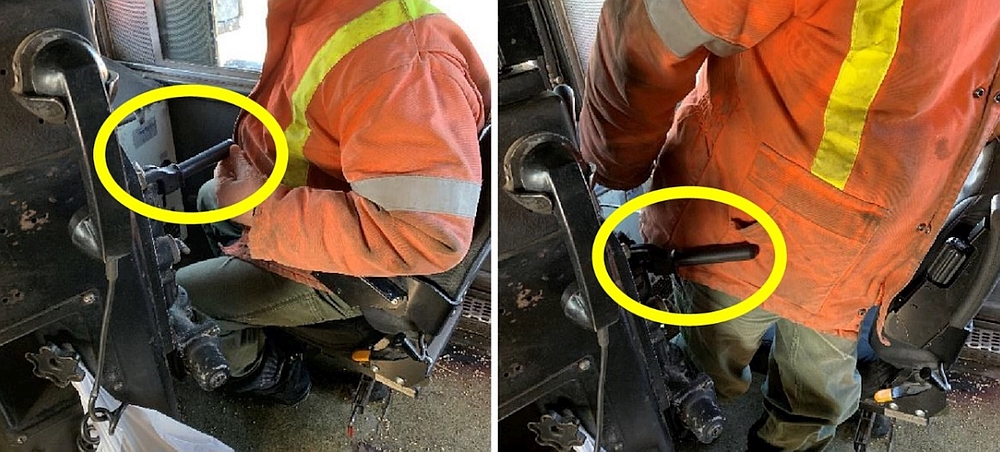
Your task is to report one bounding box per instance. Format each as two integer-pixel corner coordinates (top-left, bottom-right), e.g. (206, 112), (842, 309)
(461, 269), (491, 325)
(961, 324), (1000, 366)
(454, 270), (490, 349)
(462, 293), (491, 324)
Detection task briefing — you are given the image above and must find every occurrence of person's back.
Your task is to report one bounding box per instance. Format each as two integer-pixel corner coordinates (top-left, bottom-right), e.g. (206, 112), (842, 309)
(579, 0), (1000, 449)
(232, 0), (490, 275)
(177, 0), (489, 406)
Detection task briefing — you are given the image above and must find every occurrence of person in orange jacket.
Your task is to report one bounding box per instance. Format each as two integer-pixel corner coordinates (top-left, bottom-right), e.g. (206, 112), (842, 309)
(579, 0), (1000, 450)
(176, 0), (489, 405)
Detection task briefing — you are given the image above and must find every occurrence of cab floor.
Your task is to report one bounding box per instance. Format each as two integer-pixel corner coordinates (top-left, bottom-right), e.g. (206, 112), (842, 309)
(171, 344), (490, 452)
(675, 370), (1000, 452)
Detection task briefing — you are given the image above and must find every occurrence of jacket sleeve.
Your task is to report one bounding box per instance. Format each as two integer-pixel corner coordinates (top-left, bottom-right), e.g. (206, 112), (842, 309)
(246, 55), (486, 276)
(579, 0), (791, 190)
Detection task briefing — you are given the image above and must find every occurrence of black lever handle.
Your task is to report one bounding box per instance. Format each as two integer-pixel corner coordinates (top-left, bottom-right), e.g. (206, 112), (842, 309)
(630, 242), (759, 277)
(144, 139), (235, 195)
(673, 243), (760, 267)
(176, 139), (234, 180)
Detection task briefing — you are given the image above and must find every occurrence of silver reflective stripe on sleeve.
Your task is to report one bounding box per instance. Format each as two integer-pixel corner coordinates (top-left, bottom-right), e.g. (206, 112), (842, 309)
(351, 176), (481, 218)
(643, 0), (743, 57)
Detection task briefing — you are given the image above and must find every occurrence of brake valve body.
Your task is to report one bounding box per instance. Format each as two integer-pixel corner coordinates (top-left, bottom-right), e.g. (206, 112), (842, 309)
(168, 286), (230, 391)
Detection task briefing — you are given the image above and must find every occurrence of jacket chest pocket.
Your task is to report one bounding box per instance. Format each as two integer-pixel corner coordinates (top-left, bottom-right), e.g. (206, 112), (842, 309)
(729, 143), (890, 314)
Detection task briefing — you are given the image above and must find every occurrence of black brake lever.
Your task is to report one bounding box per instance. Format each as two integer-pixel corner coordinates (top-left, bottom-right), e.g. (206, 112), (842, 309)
(629, 242), (760, 277)
(144, 139), (235, 196)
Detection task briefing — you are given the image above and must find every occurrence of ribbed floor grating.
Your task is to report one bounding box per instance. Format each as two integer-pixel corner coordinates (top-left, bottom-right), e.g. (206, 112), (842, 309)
(462, 291), (491, 324)
(961, 325), (1000, 366)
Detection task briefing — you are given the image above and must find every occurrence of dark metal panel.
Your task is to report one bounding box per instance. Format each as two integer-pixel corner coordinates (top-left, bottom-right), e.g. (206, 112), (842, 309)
(166, 98), (238, 162)
(165, 97), (238, 212)
(0, 2), (89, 165)
(497, 94), (567, 256)
(499, 2), (545, 68)
(498, 236), (599, 414)
(0, 157), (107, 325)
(0, 2), (181, 449)
(498, 85), (675, 450)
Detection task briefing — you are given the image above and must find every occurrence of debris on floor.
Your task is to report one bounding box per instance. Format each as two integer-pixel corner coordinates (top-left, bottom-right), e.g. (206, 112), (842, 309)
(676, 371), (1000, 452)
(174, 344), (490, 451)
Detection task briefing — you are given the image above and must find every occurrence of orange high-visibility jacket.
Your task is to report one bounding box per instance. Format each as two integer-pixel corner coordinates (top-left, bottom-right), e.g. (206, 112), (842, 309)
(579, 0), (1000, 338)
(232, 0), (489, 277)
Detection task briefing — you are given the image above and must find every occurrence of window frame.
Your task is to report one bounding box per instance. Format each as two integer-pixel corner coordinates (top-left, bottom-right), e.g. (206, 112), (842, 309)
(94, 0), (263, 90)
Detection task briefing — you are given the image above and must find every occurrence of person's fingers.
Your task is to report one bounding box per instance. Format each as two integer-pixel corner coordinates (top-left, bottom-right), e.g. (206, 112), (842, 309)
(216, 144), (245, 179)
(219, 143), (273, 184)
(240, 148), (258, 167)
(214, 176), (231, 205)
(245, 147), (275, 174)
(236, 149), (271, 183)
(216, 158), (236, 179)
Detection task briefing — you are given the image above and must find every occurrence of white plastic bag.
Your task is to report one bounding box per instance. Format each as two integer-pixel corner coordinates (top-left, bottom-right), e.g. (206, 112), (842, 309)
(72, 369), (233, 452)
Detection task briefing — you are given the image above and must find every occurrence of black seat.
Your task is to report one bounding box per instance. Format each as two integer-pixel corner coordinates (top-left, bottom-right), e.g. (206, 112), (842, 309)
(866, 139), (1000, 419)
(288, 125), (492, 396)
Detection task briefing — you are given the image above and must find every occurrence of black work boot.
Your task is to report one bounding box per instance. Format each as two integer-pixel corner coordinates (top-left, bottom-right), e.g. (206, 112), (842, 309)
(745, 416), (783, 452)
(849, 409), (891, 439)
(746, 433), (784, 452)
(868, 412), (891, 439)
(222, 339), (311, 406)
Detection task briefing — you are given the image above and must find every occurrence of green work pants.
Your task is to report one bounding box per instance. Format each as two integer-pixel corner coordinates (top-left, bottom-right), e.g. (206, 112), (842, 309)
(672, 282), (861, 451)
(175, 180), (359, 377)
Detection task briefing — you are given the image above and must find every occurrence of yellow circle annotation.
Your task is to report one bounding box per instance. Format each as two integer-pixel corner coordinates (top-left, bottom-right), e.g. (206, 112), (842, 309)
(93, 84), (288, 225)
(591, 186), (787, 326)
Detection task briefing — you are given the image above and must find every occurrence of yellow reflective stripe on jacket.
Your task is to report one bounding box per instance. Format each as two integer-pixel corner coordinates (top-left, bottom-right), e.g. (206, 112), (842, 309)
(810, 0), (904, 190)
(283, 0), (441, 187)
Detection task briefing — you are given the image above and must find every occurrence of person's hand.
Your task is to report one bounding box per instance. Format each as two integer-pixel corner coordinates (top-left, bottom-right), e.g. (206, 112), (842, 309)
(215, 144), (266, 227)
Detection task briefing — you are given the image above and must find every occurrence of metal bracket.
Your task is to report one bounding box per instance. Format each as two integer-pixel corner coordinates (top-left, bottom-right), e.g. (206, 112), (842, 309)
(11, 28), (134, 263)
(502, 132), (619, 332)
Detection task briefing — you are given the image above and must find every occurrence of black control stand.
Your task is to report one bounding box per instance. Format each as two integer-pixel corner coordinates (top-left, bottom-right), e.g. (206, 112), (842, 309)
(625, 238), (758, 445)
(141, 140), (236, 390)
